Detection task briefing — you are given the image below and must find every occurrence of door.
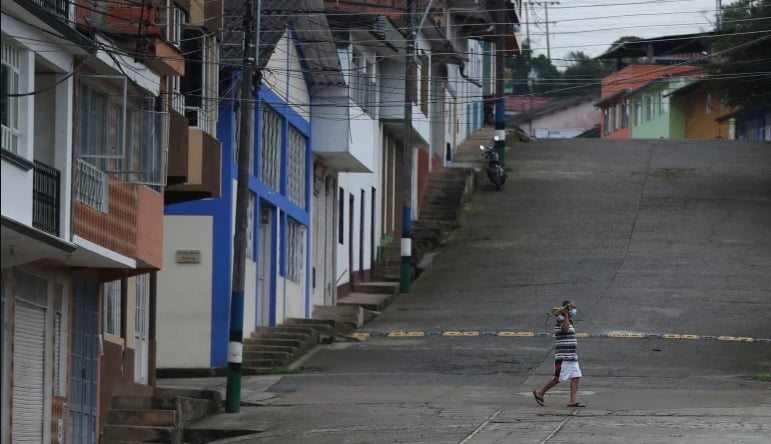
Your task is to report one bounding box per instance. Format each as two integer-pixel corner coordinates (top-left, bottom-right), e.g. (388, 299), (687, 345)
(12, 301), (47, 443)
(11, 270), (49, 444)
(134, 274), (149, 384)
(257, 206), (273, 327)
(70, 280), (98, 444)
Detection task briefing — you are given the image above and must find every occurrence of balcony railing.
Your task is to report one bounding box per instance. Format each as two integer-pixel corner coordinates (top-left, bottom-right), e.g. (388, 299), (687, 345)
(33, 160), (61, 236)
(31, 0), (69, 18)
(185, 105), (210, 134)
(76, 159), (109, 212)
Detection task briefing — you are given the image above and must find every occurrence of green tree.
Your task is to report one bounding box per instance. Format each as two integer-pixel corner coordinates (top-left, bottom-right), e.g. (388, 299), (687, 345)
(707, 0), (771, 109)
(562, 51), (613, 95)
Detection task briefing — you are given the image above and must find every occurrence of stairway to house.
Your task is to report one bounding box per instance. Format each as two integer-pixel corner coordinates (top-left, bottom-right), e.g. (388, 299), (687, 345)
(241, 318), (337, 374)
(411, 166), (475, 262)
(103, 387), (221, 444)
(453, 126), (497, 166)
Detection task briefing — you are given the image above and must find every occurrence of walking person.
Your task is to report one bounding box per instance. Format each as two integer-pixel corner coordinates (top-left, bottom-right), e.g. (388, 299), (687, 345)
(532, 300), (586, 407)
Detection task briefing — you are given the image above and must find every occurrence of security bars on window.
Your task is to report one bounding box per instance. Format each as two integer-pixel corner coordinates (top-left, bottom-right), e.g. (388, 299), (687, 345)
(287, 219), (305, 284)
(287, 126), (306, 208)
(260, 104), (281, 190)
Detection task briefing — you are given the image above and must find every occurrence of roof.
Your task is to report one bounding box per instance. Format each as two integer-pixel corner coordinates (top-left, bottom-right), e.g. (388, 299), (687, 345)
(220, 0), (343, 86)
(623, 71), (703, 98)
(593, 89), (628, 107)
(601, 64), (702, 97)
(506, 94), (599, 126)
(505, 96), (555, 113)
(597, 31), (718, 59)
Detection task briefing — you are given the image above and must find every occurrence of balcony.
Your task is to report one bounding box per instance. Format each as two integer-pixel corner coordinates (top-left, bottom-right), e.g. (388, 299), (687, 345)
(177, 0), (222, 34)
(30, 0), (69, 19)
(166, 109), (190, 186)
(164, 127), (221, 204)
(32, 160), (61, 237)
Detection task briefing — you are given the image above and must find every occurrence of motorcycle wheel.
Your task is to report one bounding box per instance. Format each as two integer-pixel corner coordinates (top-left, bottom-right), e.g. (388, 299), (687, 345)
(493, 173), (502, 191)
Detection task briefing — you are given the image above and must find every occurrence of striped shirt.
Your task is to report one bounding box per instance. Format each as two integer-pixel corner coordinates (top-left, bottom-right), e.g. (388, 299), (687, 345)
(554, 315), (578, 361)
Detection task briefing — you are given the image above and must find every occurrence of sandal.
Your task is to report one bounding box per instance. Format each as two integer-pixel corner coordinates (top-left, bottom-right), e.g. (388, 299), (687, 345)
(567, 402), (586, 407)
(533, 391), (545, 406)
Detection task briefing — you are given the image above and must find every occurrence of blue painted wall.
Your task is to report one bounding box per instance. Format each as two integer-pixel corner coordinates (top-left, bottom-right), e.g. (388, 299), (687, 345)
(164, 72), (312, 368)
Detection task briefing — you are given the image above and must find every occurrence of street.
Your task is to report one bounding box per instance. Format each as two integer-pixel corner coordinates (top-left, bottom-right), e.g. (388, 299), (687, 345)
(191, 138), (771, 443)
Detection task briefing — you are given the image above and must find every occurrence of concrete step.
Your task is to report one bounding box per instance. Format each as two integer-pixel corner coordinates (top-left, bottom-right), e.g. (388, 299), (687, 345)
(243, 350), (293, 360)
(243, 358), (289, 368)
(107, 408), (176, 427)
(312, 305), (364, 329)
(102, 425), (179, 443)
(243, 338), (304, 348)
(338, 292), (394, 311)
(284, 317), (336, 329)
(242, 344), (297, 354)
(251, 331), (313, 342)
(276, 323), (335, 339)
(352, 281), (400, 295)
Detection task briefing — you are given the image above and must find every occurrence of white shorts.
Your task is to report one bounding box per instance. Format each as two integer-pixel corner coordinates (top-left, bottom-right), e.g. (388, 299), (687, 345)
(559, 360), (582, 381)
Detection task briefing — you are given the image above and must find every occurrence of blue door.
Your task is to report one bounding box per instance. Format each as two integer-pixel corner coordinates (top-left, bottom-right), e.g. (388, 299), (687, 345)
(70, 280), (98, 444)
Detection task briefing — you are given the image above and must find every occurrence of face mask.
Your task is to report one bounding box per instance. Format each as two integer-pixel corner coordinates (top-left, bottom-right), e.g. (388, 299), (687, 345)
(569, 308), (577, 317)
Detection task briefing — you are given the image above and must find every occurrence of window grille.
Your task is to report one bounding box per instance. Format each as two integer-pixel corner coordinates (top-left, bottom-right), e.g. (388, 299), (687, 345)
(622, 101), (629, 128)
(103, 280), (121, 336)
(287, 126), (306, 208)
(2, 42), (22, 154)
(660, 90), (669, 114)
(603, 108), (610, 135)
(185, 105), (210, 134)
(76, 159), (109, 212)
(613, 104), (620, 131)
(260, 104), (281, 190)
(286, 219), (306, 284)
(634, 101), (643, 126)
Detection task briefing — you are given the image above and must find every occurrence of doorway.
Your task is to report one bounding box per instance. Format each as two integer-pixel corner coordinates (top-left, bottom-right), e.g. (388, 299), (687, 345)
(257, 206), (274, 327)
(70, 279), (98, 444)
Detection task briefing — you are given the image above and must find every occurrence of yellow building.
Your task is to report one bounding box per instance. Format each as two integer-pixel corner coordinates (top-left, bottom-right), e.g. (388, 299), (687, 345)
(670, 80), (735, 139)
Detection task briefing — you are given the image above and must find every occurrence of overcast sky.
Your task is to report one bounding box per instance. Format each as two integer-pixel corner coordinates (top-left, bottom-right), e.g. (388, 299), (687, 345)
(521, 0), (722, 67)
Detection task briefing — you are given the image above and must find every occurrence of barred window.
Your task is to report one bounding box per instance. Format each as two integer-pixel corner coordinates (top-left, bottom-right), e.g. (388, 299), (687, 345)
(287, 126), (306, 208)
(286, 219), (306, 283)
(103, 280), (121, 336)
(260, 104), (281, 190)
(1, 42), (22, 154)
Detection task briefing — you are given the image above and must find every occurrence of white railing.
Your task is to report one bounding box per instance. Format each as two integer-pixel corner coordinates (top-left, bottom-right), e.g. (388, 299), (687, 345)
(76, 159), (109, 212)
(171, 91), (186, 115)
(185, 105), (210, 134)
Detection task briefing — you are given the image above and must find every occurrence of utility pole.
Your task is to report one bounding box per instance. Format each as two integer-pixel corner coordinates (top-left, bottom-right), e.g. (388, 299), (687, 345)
(494, 0), (507, 166)
(226, 0), (260, 413)
(401, 0), (415, 293)
(533, 1), (559, 60)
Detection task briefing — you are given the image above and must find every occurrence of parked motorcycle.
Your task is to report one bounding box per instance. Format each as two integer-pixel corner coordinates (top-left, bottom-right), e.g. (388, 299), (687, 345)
(480, 143), (506, 191)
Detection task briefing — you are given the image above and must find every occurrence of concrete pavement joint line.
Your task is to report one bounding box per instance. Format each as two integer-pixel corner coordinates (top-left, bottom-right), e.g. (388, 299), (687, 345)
(539, 410), (577, 444)
(458, 409), (501, 444)
(355, 330), (770, 343)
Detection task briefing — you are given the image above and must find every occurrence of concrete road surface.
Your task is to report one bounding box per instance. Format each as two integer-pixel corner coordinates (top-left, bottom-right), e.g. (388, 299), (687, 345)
(185, 138), (771, 443)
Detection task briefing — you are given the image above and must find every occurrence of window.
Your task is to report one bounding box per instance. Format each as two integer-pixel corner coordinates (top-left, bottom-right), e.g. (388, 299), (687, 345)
(103, 280), (122, 336)
(350, 48), (375, 114)
(170, 7), (186, 47)
(420, 53), (429, 116)
(286, 219), (306, 283)
(260, 104), (282, 190)
(705, 94), (712, 115)
(338, 188), (344, 244)
(182, 30), (212, 133)
(1, 42), (22, 153)
(613, 103), (620, 132)
(603, 108), (611, 135)
(634, 101), (643, 126)
(644, 94), (655, 121)
(287, 126), (306, 208)
(171, 75), (184, 114)
(659, 90), (669, 114)
(622, 100), (629, 128)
